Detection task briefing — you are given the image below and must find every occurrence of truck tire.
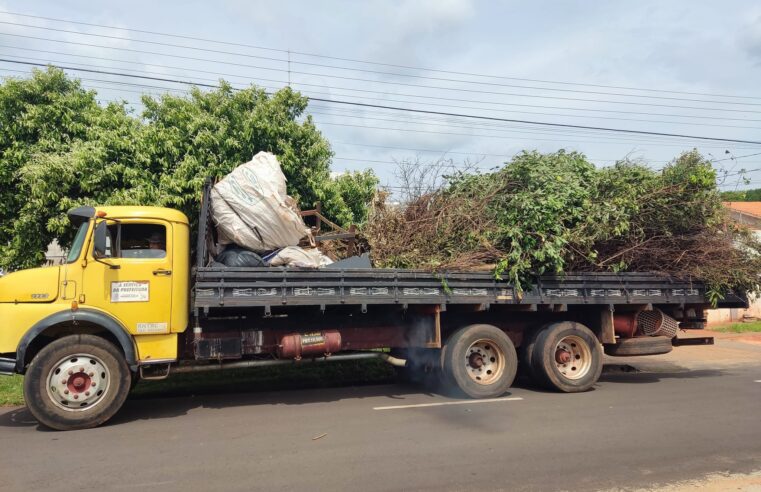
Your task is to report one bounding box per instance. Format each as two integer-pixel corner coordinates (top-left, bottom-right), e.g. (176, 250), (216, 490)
(604, 336), (673, 356)
(529, 322), (603, 393)
(442, 324), (517, 399)
(23, 334), (132, 431)
(519, 324), (546, 379)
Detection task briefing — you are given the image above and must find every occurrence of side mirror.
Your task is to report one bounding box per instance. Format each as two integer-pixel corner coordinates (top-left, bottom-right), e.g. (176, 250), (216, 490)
(94, 221), (108, 258)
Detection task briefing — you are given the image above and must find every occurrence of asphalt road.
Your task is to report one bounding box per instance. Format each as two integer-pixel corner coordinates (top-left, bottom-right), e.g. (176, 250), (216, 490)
(1, 336), (760, 492)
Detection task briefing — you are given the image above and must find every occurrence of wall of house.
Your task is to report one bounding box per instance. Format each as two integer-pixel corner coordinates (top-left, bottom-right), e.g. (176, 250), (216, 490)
(708, 206), (761, 325)
(708, 294), (761, 324)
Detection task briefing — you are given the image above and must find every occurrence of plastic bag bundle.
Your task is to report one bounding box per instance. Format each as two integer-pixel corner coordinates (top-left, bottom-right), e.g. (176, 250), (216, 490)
(211, 152), (310, 252)
(267, 246), (333, 269)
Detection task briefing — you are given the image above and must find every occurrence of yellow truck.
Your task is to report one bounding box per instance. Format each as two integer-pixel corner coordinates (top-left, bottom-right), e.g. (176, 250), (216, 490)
(0, 182), (742, 430)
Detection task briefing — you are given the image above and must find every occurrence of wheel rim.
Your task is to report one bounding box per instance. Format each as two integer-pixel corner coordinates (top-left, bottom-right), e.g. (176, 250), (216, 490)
(553, 335), (592, 380)
(464, 339), (505, 385)
(46, 353), (111, 412)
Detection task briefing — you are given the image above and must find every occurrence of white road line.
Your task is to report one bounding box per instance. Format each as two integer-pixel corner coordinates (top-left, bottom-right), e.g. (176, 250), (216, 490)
(373, 397), (523, 411)
(755, 380), (761, 383)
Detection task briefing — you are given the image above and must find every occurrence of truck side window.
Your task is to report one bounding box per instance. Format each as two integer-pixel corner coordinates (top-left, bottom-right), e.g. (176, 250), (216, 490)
(102, 224), (167, 259)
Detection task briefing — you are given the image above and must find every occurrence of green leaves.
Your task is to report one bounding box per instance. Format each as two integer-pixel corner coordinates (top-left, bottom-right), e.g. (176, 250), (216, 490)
(478, 150), (597, 290)
(0, 69), (377, 270)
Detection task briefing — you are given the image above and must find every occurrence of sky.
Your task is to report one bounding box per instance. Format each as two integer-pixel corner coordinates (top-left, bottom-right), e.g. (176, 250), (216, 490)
(1, 0), (760, 190)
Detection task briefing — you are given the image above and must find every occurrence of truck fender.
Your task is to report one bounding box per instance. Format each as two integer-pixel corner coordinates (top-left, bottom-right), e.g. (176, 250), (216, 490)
(15, 308), (138, 373)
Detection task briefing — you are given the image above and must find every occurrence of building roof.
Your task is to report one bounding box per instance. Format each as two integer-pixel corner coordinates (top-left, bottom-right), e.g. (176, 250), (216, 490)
(723, 201), (761, 219)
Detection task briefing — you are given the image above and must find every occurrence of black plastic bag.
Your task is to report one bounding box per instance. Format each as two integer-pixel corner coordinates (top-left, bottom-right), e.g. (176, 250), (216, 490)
(215, 246), (265, 267)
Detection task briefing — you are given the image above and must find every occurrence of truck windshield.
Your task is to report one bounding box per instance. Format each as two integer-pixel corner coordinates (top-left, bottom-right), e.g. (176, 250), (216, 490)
(66, 222), (89, 263)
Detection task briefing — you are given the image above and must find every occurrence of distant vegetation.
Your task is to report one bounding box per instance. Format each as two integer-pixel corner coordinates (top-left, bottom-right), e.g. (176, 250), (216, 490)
(721, 189), (761, 201)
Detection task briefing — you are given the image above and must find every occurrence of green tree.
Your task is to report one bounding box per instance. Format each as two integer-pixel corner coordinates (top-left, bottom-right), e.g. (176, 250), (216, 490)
(139, 83), (377, 227)
(0, 68), (103, 267)
(12, 101), (149, 268)
(0, 69), (377, 270)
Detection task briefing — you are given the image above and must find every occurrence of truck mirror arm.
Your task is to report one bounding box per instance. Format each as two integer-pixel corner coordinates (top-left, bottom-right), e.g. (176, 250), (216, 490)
(92, 257), (121, 270)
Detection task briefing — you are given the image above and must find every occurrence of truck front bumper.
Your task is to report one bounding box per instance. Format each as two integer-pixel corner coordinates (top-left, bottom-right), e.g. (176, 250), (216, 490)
(0, 357), (16, 375)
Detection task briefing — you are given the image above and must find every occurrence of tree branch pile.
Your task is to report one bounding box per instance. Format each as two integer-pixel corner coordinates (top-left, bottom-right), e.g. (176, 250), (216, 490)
(363, 150), (761, 302)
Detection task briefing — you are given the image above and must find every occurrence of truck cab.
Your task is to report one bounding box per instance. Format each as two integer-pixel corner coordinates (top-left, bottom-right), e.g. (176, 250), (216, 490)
(0, 206), (189, 429)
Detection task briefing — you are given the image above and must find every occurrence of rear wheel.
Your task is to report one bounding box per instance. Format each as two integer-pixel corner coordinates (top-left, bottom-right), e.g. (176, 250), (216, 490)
(529, 322), (602, 393)
(442, 324), (517, 399)
(23, 334), (132, 431)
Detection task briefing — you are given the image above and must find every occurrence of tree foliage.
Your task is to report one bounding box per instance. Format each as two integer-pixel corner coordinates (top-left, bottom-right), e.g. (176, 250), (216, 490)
(0, 68), (377, 269)
(0, 70), (103, 266)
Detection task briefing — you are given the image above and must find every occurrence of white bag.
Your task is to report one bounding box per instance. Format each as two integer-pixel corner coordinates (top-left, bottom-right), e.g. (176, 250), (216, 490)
(211, 152), (311, 252)
(268, 246), (333, 268)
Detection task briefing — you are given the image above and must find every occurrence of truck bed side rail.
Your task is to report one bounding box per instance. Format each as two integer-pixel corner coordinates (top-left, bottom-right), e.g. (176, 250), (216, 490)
(193, 269), (744, 309)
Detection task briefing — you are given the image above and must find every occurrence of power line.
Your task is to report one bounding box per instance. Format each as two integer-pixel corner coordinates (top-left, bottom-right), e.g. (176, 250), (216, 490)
(311, 101), (761, 146)
(3, 10), (760, 101)
(4, 66), (714, 156)
(4, 36), (761, 123)
(307, 102), (760, 130)
(2, 22), (760, 113)
(0, 70), (675, 167)
(4, 68), (756, 172)
(20, 59), (733, 148)
(315, 120), (759, 149)
(712, 152), (761, 163)
(306, 109), (751, 148)
(1, 20), (759, 106)
(78, 77), (738, 148)
(306, 103), (758, 145)
(332, 156), (494, 170)
(4, 59), (760, 146)
(331, 142), (714, 165)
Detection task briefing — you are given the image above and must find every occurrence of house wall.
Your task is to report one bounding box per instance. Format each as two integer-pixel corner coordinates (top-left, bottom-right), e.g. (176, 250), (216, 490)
(727, 209), (761, 229)
(707, 298), (761, 324)
(708, 208), (761, 325)
(707, 206), (761, 325)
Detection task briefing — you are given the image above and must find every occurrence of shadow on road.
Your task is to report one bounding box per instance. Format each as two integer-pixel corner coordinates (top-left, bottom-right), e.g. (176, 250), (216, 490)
(0, 361), (730, 431)
(0, 406), (40, 429)
(512, 362), (728, 392)
(0, 381), (438, 430)
(600, 362), (726, 383)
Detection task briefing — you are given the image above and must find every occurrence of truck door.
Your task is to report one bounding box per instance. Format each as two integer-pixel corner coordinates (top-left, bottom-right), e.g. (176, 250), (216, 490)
(81, 219), (174, 335)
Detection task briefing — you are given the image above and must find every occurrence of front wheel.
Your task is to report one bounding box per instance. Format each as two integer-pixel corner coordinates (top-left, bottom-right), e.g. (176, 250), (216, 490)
(442, 324), (518, 399)
(529, 322), (603, 393)
(23, 334), (132, 431)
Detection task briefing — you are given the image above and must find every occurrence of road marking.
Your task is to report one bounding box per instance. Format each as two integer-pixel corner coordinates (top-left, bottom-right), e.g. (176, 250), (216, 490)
(755, 380), (761, 383)
(373, 397), (523, 411)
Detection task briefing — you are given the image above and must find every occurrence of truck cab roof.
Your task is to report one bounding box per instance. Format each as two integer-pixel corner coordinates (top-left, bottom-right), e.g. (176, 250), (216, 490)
(93, 206), (189, 225)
